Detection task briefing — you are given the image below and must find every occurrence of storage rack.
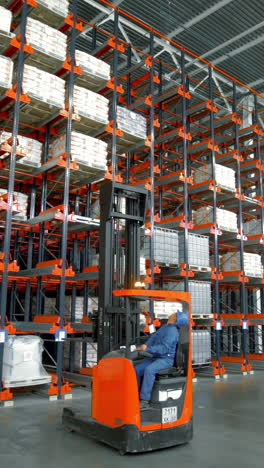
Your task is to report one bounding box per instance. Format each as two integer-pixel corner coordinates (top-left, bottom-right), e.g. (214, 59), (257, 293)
(0, 0), (263, 403)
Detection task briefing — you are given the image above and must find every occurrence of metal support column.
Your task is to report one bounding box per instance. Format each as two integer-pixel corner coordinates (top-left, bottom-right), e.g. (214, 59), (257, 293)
(149, 31), (155, 321)
(181, 51), (189, 292)
(0, 0), (29, 397)
(233, 83), (249, 370)
(209, 67), (224, 375)
(56, 0), (78, 398)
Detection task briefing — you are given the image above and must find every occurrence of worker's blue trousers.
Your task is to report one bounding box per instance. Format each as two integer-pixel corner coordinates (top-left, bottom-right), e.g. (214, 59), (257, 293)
(135, 357), (174, 401)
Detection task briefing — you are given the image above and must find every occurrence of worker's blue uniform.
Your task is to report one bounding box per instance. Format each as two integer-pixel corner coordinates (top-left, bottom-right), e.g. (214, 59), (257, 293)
(135, 312), (188, 401)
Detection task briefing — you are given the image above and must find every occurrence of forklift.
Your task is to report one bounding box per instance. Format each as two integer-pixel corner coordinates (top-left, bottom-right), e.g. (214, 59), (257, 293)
(63, 182), (193, 454)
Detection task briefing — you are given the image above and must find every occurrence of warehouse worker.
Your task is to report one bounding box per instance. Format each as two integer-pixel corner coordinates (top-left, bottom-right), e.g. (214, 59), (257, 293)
(135, 311), (188, 409)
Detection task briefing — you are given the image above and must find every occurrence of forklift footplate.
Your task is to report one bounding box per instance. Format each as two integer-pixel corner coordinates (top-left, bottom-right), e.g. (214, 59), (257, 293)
(62, 408), (193, 454)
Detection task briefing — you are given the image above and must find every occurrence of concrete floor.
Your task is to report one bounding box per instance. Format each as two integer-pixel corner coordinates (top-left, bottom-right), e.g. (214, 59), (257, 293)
(1, 372), (264, 468)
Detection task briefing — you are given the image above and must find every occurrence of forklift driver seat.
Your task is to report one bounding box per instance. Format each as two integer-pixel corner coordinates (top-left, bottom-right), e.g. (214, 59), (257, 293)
(155, 325), (189, 379)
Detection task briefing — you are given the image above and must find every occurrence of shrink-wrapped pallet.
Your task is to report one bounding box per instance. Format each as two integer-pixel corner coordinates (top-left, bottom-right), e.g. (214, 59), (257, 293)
(75, 50), (110, 82)
(0, 131), (42, 167)
(50, 131), (107, 171)
(3, 336), (51, 387)
(25, 17), (67, 62)
(73, 85), (109, 124)
(142, 227), (179, 265)
(221, 251), (263, 277)
(169, 281), (212, 316)
(179, 232), (210, 267)
(23, 64), (65, 108)
(0, 55), (13, 89)
(193, 163), (236, 191)
(117, 106), (147, 139)
(244, 218), (263, 236)
(0, 6), (12, 33)
(194, 206), (238, 233)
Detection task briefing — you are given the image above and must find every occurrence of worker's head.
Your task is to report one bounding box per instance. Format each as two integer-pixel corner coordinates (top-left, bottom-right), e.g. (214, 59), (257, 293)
(167, 310), (189, 327)
(167, 313), (177, 324)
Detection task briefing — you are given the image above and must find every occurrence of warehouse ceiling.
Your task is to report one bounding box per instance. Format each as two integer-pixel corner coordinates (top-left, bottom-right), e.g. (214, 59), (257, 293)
(76, 0), (264, 103)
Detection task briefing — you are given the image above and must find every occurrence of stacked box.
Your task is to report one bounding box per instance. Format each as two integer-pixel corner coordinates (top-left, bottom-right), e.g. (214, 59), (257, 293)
(0, 55), (13, 89)
(179, 232), (210, 267)
(193, 163), (236, 191)
(221, 252), (263, 277)
(244, 218), (263, 236)
(73, 86), (109, 124)
(75, 50), (110, 82)
(49, 131), (107, 171)
(0, 190), (28, 219)
(117, 106), (147, 139)
(194, 206), (238, 233)
(63, 342), (98, 370)
(37, 0), (69, 16)
(0, 6), (12, 33)
(142, 228), (179, 265)
(168, 281), (212, 316)
(140, 300), (183, 319)
(23, 64), (65, 108)
(25, 18), (67, 62)
(0, 131), (42, 167)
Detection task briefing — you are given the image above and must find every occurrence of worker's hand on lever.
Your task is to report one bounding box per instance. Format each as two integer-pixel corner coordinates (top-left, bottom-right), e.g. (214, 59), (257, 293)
(136, 344), (147, 351)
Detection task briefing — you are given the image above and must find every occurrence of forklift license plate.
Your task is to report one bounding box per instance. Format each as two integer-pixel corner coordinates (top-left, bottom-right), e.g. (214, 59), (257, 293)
(162, 406), (178, 424)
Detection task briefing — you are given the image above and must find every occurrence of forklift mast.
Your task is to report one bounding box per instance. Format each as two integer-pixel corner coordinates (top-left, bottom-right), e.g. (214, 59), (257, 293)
(97, 182), (148, 360)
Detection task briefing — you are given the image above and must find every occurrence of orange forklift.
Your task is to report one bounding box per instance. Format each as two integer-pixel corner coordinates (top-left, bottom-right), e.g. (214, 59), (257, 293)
(62, 182), (193, 454)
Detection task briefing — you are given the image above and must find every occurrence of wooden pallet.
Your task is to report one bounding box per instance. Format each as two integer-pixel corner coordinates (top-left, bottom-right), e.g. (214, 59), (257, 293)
(75, 72), (108, 92)
(0, 30), (14, 53)
(189, 265), (211, 272)
(70, 113), (108, 137)
(18, 94), (62, 127)
(25, 46), (64, 74)
(192, 314), (214, 320)
(28, 1), (67, 29)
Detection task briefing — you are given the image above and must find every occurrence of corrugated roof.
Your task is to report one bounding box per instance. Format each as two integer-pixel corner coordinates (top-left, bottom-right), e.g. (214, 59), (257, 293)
(76, 0), (264, 94)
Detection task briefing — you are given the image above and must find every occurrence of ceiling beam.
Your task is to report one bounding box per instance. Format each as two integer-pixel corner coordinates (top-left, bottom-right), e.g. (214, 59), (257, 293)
(167, 0), (234, 38)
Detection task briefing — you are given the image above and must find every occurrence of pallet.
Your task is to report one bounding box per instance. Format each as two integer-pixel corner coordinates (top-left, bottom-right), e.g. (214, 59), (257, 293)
(157, 262), (179, 268)
(17, 94), (62, 127)
(0, 30), (14, 53)
(116, 130), (146, 151)
(189, 265), (211, 272)
(192, 314), (214, 320)
(5, 376), (51, 388)
(70, 113), (108, 137)
(25, 46), (64, 74)
(75, 72), (108, 93)
(28, 1), (67, 29)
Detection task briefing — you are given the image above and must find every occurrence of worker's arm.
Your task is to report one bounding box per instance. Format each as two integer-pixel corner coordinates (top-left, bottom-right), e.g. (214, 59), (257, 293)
(145, 328), (159, 347)
(146, 327), (178, 357)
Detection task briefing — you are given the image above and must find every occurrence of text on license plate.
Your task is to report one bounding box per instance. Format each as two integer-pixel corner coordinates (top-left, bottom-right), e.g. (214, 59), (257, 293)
(162, 406), (178, 424)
